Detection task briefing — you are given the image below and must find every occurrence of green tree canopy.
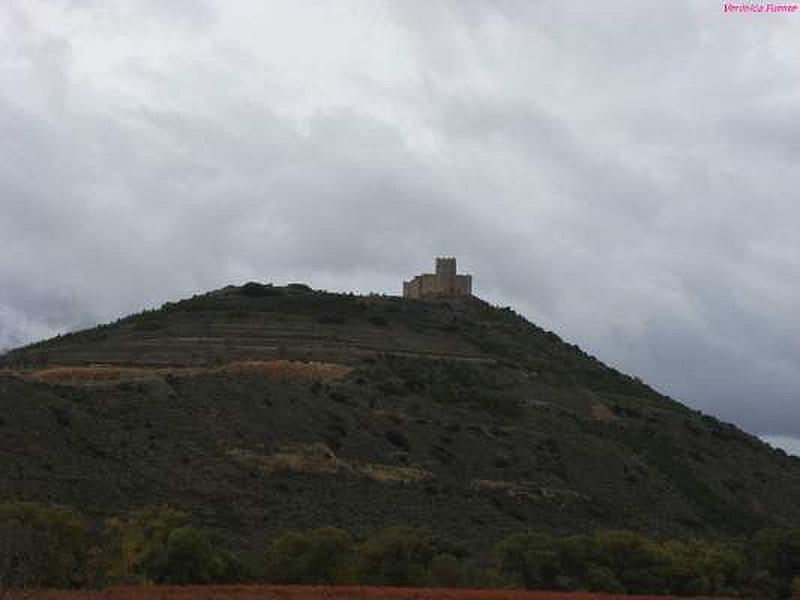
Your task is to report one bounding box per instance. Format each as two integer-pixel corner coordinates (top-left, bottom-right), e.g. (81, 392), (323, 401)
(102, 505), (189, 583)
(0, 502), (89, 589)
(496, 532), (560, 589)
(266, 527), (354, 584)
(355, 527), (438, 586)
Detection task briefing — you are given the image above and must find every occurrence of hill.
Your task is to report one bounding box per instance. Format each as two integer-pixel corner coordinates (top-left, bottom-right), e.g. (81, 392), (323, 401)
(1, 283), (799, 559)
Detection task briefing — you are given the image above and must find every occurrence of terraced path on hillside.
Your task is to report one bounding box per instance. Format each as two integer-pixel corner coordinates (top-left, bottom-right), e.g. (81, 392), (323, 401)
(5, 312), (494, 368)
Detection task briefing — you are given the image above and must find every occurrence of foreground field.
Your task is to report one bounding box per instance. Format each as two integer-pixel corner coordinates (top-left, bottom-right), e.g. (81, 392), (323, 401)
(0, 585), (731, 600)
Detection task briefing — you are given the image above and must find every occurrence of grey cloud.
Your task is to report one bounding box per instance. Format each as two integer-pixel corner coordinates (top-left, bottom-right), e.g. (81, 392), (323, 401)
(1, 1), (799, 441)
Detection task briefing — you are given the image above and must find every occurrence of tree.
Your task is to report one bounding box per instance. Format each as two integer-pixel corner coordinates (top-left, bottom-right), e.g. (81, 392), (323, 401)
(585, 564), (625, 593)
(555, 534), (592, 588)
(102, 506), (189, 583)
(428, 553), (463, 587)
(145, 526), (222, 584)
(103, 507), (239, 585)
(496, 532), (560, 589)
(0, 502), (89, 589)
(749, 529), (800, 599)
(660, 538), (745, 596)
(0, 518), (38, 593)
(590, 530), (669, 594)
(355, 527), (437, 586)
(266, 528), (354, 584)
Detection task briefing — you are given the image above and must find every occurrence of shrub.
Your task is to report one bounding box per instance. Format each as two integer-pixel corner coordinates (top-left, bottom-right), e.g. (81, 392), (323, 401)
(586, 564), (625, 593)
(144, 526), (221, 584)
(0, 502), (89, 589)
(385, 429), (411, 451)
(368, 315), (388, 327)
(266, 527), (354, 584)
(749, 528), (800, 599)
(496, 532), (560, 590)
(494, 528), (755, 596)
(287, 283), (312, 292)
(590, 529), (669, 594)
(104, 508), (236, 585)
(102, 506), (189, 583)
(355, 527), (437, 585)
(428, 553), (463, 586)
(315, 314), (346, 325)
(241, 282), (281, 297)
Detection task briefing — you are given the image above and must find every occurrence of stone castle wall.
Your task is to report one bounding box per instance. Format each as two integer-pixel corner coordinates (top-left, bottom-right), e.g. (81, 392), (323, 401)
(403, 258), (472, 299)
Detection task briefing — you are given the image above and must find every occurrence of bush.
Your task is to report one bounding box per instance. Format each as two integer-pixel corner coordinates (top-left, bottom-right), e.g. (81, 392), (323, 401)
(368, 315), (388, 327)
(428, 553), (463, 586)
(287, 283), (312, 292)
(315, 314), (346, 325)
(355, 527), (437, 586)
(241, 282), (281, 297)
(102, 506), (189, 583)
(661, 538), (745, 596)
(385, 429), (411, 451)
(266, 528), (354, 584)
(749, 528), (800, 599)
(0, 502), (89, 589)
(103, 508), (237, 585)
(496, 532), (560, 590)
(495, 529), (751, 596)
(2, 501), (797, 596)
(586, 564), (625, 593)
(144, 526), (222, 584)
(590, 529), (669, 594)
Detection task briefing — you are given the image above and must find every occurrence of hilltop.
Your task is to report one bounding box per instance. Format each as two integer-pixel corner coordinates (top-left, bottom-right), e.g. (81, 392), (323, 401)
(1, 283), (799, 559)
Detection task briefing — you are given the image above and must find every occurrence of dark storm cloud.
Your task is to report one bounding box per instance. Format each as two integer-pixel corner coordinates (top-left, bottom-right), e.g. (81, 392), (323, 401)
(1, 2), (798, 451)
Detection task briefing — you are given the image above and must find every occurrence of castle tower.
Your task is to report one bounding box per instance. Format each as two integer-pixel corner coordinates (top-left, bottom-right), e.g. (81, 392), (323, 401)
(435, 257), (458, 295)
(436, 257), (457, 277)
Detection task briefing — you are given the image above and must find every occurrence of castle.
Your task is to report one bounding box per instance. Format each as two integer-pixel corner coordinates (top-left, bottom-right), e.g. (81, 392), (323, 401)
(403, 257), (472, 299)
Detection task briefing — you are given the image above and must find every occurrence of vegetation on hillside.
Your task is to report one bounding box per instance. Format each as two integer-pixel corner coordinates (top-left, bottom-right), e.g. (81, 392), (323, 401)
(2, 502), (799, 598)
(2, 284), (800, 597)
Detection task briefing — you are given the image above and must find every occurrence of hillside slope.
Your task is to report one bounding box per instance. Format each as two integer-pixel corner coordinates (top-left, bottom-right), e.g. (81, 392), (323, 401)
(1, 283), (799, 557)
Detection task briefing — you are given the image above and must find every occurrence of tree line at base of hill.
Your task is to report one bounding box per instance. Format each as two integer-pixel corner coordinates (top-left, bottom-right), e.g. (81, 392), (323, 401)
(1, 502), (799, 599)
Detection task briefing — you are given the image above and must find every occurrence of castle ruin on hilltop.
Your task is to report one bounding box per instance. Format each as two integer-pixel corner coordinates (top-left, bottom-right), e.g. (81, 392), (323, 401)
(403, 257), (472, 299)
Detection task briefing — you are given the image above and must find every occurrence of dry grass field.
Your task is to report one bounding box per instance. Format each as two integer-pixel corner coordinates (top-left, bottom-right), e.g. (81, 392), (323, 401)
(4, 359), (351, 384)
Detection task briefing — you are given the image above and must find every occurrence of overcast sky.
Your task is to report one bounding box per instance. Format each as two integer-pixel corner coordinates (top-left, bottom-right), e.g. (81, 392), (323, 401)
(1, 1), (799, 453)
